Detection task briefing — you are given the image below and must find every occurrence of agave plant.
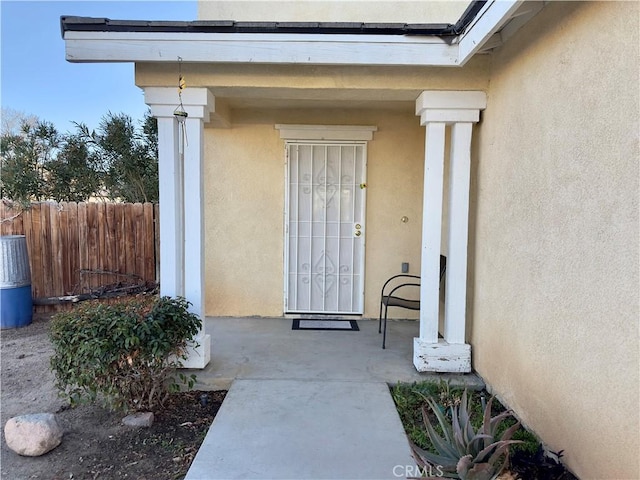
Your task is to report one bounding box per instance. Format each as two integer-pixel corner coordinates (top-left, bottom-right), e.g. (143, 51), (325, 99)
(411, 389), (523, 480)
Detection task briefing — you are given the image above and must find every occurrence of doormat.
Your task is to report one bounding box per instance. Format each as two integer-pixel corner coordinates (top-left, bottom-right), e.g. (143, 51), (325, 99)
(292, 319), (359, 331)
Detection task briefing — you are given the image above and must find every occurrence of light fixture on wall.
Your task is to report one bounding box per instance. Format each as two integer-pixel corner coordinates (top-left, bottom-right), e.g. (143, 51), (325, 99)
(173, 56), (188, 154)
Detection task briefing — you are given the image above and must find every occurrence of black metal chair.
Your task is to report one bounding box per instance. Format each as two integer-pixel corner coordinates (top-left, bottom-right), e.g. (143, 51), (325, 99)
(378, 255), (446, 349)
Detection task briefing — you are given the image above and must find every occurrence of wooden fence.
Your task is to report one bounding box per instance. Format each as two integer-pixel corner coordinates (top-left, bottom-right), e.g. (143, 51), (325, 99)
(0, 201), (159, 311)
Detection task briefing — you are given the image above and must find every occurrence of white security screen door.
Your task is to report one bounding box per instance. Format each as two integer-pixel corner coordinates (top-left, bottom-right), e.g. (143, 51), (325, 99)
(285, 142), (367, 314)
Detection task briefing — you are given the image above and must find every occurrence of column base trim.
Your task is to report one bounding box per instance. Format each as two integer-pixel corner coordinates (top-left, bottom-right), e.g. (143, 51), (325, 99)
(413, 338), (471, 373)
(180, 334), (211, 369)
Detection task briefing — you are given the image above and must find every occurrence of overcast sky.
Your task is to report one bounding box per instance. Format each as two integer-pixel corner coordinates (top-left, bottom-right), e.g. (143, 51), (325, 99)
(1, 1), (197, 133)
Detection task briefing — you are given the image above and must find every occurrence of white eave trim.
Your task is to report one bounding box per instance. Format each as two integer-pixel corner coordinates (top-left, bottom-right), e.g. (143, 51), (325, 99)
(63, 2), (534, 67)
(64, 31), (458, 67)
(456, 0), (524, 65)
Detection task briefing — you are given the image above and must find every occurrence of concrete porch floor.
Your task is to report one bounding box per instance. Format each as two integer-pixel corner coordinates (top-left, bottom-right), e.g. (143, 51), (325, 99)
(192, 317), (484, 390)
(185, 317), (483, 480)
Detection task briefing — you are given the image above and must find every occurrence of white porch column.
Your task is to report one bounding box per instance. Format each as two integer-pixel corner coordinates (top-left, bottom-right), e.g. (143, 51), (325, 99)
(414, 90), (486, 373)
(419, 122), (446, 343)
(155, 116), (183, 298)
(145, 87), (213, 369)
(444, 123), (474, 344)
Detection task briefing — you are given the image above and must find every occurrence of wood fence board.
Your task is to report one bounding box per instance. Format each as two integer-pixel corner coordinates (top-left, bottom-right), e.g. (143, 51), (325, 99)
(41, 204), (55, 297)
(0, 203), (8, 235)
(89, 204), (99, 290)
(124, 204), (136, 279)
(15, 208), (23, 234)
(0, 202), (19, 235)
(77, 203), (89, 292)
(0, 204), (24, 235)
(58, 204), (70, 294)
(20, 206), (34, 295)
(133, 203), (145, 280)
(116, 204), (127, 278)
(0, 203), (6, 235)
(95, 203), (106, 282)
(29, 204), (44, 299)
(104, 202), (117, 285)
(67, 203), (80, 294)
(49, 203), (64, 300)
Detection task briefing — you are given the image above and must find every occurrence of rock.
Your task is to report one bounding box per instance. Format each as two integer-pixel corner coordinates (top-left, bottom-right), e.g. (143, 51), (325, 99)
(122, 412), (154, 428)
(4, 413), (63, 456)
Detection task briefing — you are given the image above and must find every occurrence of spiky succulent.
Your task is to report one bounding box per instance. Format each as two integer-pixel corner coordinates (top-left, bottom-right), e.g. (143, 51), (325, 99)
(411, 390), (523, 479)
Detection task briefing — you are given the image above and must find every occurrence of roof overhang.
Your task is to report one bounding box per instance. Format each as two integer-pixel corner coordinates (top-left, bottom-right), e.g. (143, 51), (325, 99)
(61, 0), (544, 67)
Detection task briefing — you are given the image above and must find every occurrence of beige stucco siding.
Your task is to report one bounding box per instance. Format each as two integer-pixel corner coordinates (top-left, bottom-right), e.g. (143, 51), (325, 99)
(198, 1), (469, 24)
(471, 2), (639, 478)
(204, 109), (427, 317)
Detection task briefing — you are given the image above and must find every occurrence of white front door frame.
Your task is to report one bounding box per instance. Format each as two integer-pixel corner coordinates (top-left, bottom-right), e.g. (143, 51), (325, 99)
(284, 141), (368, 315)
(414, 90), (486, 373)
(276, 125), (377, 316)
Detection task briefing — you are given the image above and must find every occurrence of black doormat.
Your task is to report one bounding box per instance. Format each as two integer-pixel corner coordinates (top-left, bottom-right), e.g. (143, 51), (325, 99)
(292, 319), (359, 331)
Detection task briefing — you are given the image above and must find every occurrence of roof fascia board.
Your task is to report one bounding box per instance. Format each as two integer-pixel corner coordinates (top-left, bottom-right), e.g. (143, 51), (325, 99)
(64, 31), (452, 44)
(63, 31), (459, 66)
(456, 0), (523, 65)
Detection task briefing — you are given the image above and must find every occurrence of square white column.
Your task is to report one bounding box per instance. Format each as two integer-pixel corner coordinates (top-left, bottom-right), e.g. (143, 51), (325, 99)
(414, 90), (486, 373)
(181, 115), (210, 368)
(145, 87), (213, 369)
(156, 117), (184, 298)
(444, 122), (473, 344)
(419, 122), (446, 343)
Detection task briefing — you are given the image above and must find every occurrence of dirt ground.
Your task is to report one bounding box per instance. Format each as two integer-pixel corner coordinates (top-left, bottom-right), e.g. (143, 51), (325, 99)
(1, 313), (225, 480)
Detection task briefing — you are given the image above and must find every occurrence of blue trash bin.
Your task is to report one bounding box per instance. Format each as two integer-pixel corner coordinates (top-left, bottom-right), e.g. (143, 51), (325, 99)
(0, 235), (33, 329)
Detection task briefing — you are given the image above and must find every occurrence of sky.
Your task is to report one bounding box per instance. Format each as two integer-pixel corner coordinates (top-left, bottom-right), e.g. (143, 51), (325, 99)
(1, 0), (198, 134)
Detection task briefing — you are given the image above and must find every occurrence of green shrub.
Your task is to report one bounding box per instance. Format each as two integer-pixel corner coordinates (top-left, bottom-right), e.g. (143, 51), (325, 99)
(49, 295), (200, 412)
(411, 389), (523, 479)
(391, 382), (539, 455)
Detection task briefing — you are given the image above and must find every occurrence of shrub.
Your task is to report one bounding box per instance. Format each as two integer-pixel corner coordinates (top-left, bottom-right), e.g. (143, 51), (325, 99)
(49, 295), (200, 412)
(411, 389), (523, 479)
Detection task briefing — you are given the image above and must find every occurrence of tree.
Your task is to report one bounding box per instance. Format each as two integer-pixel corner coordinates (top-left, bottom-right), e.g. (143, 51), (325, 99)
(1, 110), (159, 204)
(0, 121), (59, 204)
(79, 112), (159, 203)
(46, 133), (103, 202)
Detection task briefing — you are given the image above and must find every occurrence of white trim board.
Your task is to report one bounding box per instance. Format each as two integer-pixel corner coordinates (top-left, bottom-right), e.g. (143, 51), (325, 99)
(275, 125), (377, 141)
(64, 31), (458, 66)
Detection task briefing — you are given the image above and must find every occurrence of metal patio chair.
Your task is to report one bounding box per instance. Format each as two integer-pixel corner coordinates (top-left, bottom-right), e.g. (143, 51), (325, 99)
(378, 255), (446, 349)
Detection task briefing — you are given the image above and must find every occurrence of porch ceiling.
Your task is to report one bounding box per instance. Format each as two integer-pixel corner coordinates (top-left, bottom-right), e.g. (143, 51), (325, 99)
(205, 86), (418, 111)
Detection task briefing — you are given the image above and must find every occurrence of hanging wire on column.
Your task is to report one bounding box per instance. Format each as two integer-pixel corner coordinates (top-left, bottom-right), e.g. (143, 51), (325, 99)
(173, 56), (188, 153)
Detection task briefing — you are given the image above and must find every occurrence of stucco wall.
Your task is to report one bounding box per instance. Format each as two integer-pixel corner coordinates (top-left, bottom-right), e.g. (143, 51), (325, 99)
(471, 2), (639, 478)
(198, 1), (468, 23)
(204, 109), (427, 317)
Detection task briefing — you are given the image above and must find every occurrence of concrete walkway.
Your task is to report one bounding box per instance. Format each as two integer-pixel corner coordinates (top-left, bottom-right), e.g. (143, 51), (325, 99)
(185, 317), (483, 480)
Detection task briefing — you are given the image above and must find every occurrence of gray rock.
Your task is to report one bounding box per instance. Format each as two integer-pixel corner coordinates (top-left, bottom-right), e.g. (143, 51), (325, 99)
(4, 413), (63, 456)
(122, 411), (154, 428)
